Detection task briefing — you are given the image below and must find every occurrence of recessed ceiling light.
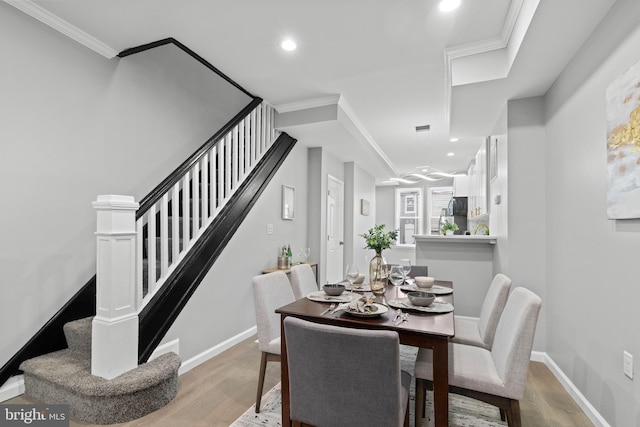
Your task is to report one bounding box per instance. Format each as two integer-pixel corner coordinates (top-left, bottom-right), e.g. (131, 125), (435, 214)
(280, 39), (297, 51)
(439, 0), (461, 12)
(447, 152), (455, 157)
(450, 137), (459, 142)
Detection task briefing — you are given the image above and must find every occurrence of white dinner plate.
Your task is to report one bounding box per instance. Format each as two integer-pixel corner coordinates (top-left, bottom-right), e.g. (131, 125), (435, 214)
(306, 291), (358, 303)
(343, 303), (389, 317)
(399, 284), (453, 296)
(387, 298), (454, 314)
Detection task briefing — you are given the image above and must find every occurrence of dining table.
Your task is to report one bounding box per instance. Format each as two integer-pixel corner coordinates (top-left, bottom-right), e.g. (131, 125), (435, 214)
(276, 280), (455, 427)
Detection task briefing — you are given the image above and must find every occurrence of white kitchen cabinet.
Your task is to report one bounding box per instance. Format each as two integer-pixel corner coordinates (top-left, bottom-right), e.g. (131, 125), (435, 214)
(453, 175), (469, 197)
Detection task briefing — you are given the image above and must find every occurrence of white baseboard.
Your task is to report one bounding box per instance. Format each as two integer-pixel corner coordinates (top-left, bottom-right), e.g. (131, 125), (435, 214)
(533, 351), (610, 427)
(149, 338), (180, 361)
(178, 326), (257, 375)
(0, 374), (24, 403)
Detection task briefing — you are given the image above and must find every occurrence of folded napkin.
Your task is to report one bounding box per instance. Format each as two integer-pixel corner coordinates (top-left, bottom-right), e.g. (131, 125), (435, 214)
(340, 296), (378, 313)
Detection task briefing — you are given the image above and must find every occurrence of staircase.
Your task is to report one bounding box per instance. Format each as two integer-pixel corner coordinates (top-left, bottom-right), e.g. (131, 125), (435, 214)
(19, 318), (181, 424)
(2, 38), (298, 422)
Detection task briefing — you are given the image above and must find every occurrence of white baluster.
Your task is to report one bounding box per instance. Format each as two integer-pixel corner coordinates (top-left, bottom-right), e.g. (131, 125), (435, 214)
(147, 204), (157, 294)
(201, 155), (209, 223)
(171, 183), (180, 260)
(225, 132), (232, 200)
(192, 162), (200, 237)
(160, 194), (169, 279)
(182, 173), (190, 246)
(251, 107), (258, 165)
(232, 124), (239, 190)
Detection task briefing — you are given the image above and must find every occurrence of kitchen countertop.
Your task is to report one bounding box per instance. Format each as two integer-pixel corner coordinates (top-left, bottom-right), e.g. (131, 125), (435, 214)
(414, 234), (497, 244)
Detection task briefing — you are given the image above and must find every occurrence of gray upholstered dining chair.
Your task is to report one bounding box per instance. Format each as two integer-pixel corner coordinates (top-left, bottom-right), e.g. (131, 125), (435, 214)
(251, 271), (295, 412)
(390, 264), (429, 278)
(284, 317), (411, 427)
(289, 263), (318, 299)
(414, 287), (542, 427)
(452, 273), (512, 349)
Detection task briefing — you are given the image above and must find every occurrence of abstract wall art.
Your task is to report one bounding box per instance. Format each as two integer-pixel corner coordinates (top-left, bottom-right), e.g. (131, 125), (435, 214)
(606, 60), (640, 219)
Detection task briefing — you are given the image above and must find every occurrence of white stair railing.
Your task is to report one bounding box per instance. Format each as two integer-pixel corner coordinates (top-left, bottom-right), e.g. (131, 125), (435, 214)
(135, 101), (278, 310)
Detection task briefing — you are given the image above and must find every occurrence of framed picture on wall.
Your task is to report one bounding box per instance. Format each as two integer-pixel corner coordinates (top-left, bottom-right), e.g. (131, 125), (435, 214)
(490, 137), (498, 182)
(282, 185), (295, 220)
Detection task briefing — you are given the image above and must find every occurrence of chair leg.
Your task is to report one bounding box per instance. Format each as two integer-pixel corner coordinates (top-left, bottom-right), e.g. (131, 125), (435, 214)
(255, 352), (268, 413)
(415, 378), (426, 427)
(404, 396), (410, 427)
(505, 399), (522, 427)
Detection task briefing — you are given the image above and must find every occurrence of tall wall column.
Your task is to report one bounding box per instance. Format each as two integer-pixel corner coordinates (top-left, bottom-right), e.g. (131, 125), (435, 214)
(91, 195), (140, 379)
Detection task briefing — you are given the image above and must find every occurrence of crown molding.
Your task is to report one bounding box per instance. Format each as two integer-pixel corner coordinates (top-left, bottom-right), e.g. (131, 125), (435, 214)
(274, 95), (341, 113)
(4, 0), (118, 59)
(445, 0), (524, 61)
(336, 96), (398, 176)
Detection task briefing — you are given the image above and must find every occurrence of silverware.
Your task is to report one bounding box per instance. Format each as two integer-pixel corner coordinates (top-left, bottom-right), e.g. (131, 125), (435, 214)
(321, 303), (336, 316)
(395, 313), (409, 326)
(393, 309), (402, 322)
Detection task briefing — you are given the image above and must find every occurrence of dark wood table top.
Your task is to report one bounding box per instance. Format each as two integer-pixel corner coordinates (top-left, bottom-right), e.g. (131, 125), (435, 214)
(276, 280), (455, 340)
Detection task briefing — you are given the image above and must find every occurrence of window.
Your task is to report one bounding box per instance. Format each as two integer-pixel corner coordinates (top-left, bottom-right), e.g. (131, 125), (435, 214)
(395, 188), (422, 245)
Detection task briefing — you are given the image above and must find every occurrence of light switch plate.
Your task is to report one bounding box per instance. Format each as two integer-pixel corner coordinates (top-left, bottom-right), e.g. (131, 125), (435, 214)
(267, 224), (274, 235)
(624, 351), (633, 379)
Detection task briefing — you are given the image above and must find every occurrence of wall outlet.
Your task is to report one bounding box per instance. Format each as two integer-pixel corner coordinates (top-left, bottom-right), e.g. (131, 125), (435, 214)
(624, 351), (633, 379)
(267, 223), (274, 235)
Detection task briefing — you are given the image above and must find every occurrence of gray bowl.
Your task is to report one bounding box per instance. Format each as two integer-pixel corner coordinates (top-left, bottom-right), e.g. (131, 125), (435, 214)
(407, 291), (436, 307)
(323, 284), (346, 296)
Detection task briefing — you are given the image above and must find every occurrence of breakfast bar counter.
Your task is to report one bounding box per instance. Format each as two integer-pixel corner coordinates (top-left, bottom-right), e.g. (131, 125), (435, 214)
(414, 234), (496, 317)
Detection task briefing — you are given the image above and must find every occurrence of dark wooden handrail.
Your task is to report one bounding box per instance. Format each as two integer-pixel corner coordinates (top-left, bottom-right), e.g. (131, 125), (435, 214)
(118, 38), (254, 99)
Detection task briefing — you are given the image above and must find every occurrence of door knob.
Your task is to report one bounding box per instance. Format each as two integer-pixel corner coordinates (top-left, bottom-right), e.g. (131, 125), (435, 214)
(339, 241), (344, 245)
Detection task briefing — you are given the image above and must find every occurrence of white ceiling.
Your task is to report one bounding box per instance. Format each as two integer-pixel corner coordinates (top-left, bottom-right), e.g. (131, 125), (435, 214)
(13, 0), (616, 183)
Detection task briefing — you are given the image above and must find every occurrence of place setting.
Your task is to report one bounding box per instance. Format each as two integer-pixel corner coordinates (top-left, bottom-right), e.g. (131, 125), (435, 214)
(399, 275), (454, 296)
(387, 291), (454, 314)
(326, 295), (389, 317)
(306, 283), (359, 303)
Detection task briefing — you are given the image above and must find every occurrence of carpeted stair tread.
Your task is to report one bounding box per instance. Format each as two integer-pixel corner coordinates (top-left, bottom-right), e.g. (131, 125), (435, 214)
(20, 350), (181, 424)
(63, 317), (92, 357)
(20, 350), (180, 396)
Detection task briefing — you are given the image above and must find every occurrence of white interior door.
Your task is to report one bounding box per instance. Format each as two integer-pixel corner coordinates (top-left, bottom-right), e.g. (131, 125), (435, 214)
(326, 175), (344, 283)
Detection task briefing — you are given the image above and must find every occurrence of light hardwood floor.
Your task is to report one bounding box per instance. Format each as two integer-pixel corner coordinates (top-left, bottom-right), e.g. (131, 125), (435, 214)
(6, 336), (593, 426)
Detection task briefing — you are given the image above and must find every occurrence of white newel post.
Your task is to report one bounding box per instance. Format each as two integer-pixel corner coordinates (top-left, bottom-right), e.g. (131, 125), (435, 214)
(91, 195), (140, 379)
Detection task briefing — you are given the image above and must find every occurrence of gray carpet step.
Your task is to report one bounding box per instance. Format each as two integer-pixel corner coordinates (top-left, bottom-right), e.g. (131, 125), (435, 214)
(63, 317), (92, 357)
(20, 350), (181, 424)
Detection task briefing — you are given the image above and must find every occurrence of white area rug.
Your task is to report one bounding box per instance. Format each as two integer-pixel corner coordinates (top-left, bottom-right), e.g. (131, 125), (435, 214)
(231, 346), (507, 427)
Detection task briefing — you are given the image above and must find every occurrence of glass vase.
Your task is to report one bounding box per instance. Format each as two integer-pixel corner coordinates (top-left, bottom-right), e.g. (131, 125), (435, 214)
(369, 252), (388, 296)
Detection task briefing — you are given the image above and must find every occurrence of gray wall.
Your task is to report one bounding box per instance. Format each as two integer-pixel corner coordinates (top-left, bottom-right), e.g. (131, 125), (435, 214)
(506, 97), (547, 351)
(344, 162), (376, 272)
(542, 1), (640, 424)
(0, 4), (250, 369)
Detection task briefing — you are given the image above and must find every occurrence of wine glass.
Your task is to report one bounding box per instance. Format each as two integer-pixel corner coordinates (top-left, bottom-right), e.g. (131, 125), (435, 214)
(400, 259), (412, 281)
(345, 264), (360, 290)
(389, 265), (405, 287)
(303, 247), (311, 263)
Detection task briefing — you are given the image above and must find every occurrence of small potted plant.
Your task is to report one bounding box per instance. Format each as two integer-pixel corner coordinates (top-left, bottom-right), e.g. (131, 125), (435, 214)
(441, 220), (459, 236)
